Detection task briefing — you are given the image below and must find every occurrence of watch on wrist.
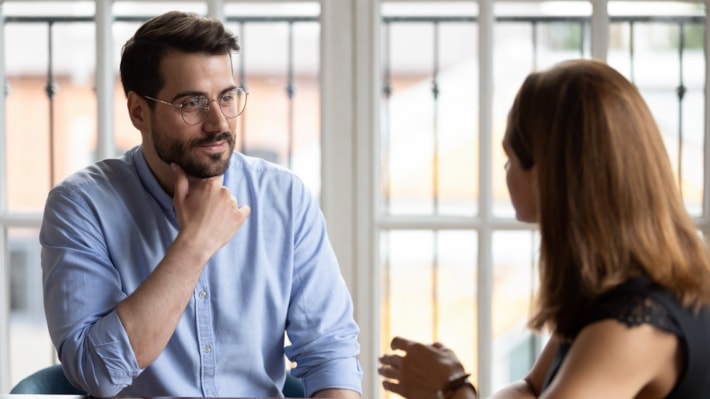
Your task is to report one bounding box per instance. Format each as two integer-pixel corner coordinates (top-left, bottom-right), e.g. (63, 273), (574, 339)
(438, 373), (478, 399)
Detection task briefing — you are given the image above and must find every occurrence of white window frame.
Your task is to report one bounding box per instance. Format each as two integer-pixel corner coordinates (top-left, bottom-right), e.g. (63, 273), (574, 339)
(0, 1), (709, 398)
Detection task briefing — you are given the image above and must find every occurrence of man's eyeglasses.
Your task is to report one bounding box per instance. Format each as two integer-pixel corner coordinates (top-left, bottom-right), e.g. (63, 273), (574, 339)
(144, 87), (248, 125)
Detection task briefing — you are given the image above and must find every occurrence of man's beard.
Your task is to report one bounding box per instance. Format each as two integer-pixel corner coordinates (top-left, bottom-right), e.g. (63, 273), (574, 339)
(153, 129), (236, 178)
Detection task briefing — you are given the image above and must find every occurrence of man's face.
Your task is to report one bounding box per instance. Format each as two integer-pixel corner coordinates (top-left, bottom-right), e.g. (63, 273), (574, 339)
(144, 51), (238, 179)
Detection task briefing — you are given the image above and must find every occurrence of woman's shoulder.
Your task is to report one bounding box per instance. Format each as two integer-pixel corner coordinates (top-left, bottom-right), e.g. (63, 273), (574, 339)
(591, 276), (682, 335)
(541, 318), (681, 398)
(543, 276), (710, 397)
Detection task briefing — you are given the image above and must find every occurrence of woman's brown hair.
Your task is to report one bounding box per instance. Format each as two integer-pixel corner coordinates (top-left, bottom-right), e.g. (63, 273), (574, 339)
(507, 59), (710, 339)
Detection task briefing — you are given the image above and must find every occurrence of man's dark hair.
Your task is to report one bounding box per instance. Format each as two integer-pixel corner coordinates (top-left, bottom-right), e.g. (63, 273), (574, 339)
(119, 11), (240, 101)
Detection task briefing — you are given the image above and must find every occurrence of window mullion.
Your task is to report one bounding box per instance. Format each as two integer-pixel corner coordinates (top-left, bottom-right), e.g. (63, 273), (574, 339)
(477, 0), (494, 396)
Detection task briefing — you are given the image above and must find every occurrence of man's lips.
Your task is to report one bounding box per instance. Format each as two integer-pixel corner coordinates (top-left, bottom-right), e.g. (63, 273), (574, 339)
(193, 133), (233, 153)
(198, 140), (227, 153)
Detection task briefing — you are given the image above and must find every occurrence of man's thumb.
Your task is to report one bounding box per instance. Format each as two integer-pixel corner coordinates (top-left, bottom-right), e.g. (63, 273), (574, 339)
(172, 163), (189, 203)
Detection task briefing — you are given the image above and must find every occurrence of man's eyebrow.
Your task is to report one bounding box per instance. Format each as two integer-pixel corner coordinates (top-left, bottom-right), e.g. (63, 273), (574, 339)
(170, 86), (238, 102)
(170, 91), (205, 102)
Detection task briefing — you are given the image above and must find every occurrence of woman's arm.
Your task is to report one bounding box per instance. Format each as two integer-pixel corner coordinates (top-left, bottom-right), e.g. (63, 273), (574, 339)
(541, 320), (680, 399)
(488, 336), (558, 399)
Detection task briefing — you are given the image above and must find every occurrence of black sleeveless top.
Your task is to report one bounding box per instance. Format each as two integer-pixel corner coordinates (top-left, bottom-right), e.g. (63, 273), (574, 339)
(542, 276), (710, 398)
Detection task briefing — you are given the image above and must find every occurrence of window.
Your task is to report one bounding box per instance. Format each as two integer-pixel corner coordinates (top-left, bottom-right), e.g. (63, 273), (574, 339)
(377, 1), (706, 396)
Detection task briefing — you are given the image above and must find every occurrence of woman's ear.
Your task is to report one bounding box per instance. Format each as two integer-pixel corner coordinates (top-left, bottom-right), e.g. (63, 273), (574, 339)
(126, 91), (149, 131)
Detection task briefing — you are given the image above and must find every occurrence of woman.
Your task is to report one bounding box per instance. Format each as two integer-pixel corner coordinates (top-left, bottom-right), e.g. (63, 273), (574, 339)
(378, 59), (710, 399)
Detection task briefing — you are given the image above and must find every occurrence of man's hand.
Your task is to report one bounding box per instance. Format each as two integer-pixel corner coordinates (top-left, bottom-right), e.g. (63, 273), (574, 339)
(171, 163), (251, 255)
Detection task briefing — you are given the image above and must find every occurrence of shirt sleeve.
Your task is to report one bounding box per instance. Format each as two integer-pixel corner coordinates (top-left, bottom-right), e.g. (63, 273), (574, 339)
(282, 182), (363, 396)
(40, 188), (142, 398)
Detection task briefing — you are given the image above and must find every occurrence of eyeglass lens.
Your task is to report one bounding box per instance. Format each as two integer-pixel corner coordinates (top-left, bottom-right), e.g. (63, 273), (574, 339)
(181, 88), (247, 125)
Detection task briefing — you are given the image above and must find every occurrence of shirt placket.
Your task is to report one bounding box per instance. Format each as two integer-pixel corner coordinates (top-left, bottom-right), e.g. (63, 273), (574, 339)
(195, 271), (217, 397)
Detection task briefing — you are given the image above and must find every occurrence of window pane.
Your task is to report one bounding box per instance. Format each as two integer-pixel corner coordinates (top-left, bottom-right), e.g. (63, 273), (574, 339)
(9, 227), (53, 387)
(607, 1), (705, 216)
(112, 1), (205, 15)
(113, 19), (147, 154)
(226, 2), (321, 194)
(380, 229), (478, 398)
(436, 230), (478, 381)
(491, 230), (540, 391)
(381, 3), (478, 216)
(5, 20), (96, 211)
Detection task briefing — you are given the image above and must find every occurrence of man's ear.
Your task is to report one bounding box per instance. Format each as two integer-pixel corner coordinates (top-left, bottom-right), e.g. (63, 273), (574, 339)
(126, 91), (149, 131)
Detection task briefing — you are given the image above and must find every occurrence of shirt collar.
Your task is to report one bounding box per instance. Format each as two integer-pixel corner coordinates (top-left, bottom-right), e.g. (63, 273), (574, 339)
(133, 146), (176, 216)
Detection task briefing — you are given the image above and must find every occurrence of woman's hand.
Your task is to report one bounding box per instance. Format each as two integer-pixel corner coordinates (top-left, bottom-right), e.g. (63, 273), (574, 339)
(378, 336), (474, 399)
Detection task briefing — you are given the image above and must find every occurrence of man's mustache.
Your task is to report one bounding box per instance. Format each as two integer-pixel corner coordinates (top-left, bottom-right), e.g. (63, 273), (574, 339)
(191, 132), (234, 147)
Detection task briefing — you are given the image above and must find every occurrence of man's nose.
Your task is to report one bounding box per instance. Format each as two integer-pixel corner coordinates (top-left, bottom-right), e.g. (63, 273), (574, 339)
(202, 101), (229, 131)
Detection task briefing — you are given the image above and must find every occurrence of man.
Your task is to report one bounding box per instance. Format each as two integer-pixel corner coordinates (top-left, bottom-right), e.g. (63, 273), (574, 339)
(40, 10), (361, 398)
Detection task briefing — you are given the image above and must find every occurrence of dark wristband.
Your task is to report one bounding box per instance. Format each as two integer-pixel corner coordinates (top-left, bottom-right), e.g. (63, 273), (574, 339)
(439, 373), (478, 399)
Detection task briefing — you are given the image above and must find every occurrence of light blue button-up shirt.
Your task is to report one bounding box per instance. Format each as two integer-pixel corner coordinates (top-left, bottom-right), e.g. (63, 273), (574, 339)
(40, 146), (362, 398)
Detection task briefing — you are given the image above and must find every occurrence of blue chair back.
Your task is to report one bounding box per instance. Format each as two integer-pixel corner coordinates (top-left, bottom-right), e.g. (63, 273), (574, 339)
(282, 370), (305, 397)
(11, 364), (305, 397)
(10, 364), (85, 395)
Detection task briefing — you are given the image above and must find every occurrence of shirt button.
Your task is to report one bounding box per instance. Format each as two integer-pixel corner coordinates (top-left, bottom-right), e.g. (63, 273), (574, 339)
(204, 345), (212, 353)
(199, 290), (207, 299)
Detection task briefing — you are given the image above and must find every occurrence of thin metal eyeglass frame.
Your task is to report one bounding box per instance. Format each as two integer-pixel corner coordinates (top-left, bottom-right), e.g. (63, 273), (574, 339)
(143, 88), (248, 125)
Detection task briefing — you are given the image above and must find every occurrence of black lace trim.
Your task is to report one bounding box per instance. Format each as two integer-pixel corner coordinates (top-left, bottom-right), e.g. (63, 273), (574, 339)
(591, 293), (681, 335)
